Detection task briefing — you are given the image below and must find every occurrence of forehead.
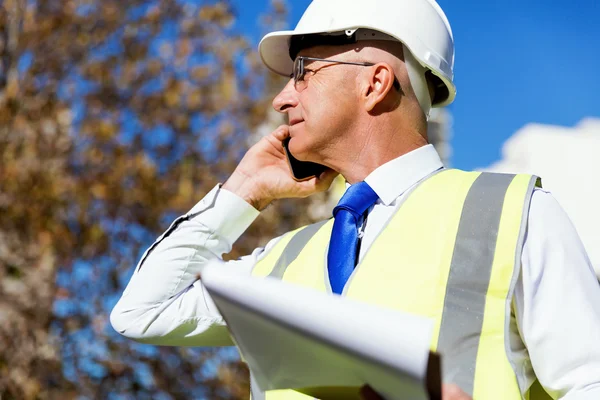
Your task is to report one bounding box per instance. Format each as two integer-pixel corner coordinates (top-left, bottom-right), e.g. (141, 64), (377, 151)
(296, 44), (356, 65)
(297, 45), (338, 58)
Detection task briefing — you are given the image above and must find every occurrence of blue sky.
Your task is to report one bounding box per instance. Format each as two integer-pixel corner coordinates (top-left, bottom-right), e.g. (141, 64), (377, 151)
(232, 0), (600, 170)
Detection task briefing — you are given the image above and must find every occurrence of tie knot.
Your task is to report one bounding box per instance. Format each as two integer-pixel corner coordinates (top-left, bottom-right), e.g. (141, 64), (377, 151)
(333, 181), (379, 219)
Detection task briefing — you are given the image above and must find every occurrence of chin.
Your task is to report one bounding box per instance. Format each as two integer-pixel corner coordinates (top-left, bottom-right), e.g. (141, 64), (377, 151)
(288, 136), (314, 162)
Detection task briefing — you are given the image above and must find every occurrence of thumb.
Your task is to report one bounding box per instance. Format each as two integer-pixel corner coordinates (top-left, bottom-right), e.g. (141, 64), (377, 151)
(442, 384), (471, 400)
(270, 125), (290, 141)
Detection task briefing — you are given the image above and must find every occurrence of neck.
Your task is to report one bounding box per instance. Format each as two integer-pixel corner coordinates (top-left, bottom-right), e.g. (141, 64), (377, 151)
(326, 119), (428, 184)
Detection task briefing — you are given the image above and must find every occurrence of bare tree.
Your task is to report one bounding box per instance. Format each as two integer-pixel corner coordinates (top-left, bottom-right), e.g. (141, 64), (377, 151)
(0, 0), (327, 397)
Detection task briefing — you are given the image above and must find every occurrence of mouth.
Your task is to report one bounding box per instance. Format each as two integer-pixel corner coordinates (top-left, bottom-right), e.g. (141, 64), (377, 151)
(289, 118), (304, 127)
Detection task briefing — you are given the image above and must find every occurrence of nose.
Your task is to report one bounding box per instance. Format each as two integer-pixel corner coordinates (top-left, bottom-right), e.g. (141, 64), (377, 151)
(272, 78), (299, 113)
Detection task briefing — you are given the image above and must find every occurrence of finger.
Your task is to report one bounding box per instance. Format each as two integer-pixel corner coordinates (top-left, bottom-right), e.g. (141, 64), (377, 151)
(442, 384), (471, 400)
(318, 167), (339, 182)
(315, 168), (339, 191)
(294, 168), (334, 195)
(271, 124), (290, 141)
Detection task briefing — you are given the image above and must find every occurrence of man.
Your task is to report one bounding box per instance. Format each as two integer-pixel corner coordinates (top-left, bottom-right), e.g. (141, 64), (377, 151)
(111, 0), (600, 399)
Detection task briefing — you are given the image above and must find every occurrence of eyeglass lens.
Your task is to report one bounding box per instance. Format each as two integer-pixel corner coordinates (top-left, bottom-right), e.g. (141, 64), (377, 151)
(294, 57), (304, 86)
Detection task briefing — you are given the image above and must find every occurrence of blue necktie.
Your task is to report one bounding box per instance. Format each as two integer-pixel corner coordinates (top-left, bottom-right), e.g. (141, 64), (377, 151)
(327, 181), (379, 295)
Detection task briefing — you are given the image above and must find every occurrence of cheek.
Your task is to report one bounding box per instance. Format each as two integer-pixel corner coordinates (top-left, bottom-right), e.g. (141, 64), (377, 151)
(301, 79), (357, 137)
(302, 89), (337, 126)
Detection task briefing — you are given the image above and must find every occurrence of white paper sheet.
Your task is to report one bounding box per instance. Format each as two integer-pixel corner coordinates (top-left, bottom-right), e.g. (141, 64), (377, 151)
(201, 259), (438, 400)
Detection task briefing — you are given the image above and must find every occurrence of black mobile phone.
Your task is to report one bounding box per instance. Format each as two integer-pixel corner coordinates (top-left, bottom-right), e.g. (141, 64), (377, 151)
(282, 138), (327, 181)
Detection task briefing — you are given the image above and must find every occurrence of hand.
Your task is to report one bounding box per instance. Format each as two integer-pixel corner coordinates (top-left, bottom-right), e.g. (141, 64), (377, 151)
(442, 384), (472, 400)
(359, 384), (472, 400)
(222, 125), (339, 210)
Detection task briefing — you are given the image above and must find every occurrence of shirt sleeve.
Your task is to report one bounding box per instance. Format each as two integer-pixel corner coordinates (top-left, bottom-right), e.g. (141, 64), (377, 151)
(514, 188), (600, 399)
(110, 184), (282, 347)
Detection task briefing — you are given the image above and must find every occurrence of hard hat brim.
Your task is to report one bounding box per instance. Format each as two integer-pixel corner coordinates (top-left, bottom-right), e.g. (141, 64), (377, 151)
(259, 30), (302, 77)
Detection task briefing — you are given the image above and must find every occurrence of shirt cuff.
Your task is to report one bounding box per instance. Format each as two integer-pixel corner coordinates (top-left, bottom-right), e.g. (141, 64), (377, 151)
(187, 184), (260, 245)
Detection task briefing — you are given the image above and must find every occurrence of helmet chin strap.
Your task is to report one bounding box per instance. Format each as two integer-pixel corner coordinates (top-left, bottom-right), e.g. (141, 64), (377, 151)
(403, 45), (432, 120)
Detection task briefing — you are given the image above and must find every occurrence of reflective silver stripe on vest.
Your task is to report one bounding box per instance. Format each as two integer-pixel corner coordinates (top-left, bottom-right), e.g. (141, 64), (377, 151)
(268, 219), (330, 279)
(436, 172), (516, 396)
(251, 221), (328, 399)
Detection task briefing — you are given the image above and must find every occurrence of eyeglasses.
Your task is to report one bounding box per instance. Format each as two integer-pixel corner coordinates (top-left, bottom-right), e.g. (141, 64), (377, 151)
(291, 56), (401, 92)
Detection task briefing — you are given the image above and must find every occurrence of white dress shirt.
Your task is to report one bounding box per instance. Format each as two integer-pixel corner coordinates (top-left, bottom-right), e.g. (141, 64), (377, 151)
(111, 144), (600, 399)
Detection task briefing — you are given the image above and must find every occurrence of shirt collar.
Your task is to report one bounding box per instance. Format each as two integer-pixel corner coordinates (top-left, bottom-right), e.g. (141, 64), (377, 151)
(362, 144), (444, 206)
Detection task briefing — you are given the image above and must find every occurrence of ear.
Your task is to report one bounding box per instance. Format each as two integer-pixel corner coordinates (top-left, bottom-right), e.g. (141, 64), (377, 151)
(361, 63), (397, 112)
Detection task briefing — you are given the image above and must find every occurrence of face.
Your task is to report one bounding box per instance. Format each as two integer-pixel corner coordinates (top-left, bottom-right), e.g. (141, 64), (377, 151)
(271, 46), (362, 165)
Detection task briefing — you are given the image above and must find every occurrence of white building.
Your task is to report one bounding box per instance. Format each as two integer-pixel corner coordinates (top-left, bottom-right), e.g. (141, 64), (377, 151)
(484, 118), (600, 277)
(427, 108), (453, 166)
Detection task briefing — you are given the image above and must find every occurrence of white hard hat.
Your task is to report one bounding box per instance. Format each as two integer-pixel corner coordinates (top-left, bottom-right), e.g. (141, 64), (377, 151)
(258, 0), (456, 111)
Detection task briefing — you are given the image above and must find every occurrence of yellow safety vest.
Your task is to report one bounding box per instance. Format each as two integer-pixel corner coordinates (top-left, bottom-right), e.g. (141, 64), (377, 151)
(249, 169), (550, 400)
